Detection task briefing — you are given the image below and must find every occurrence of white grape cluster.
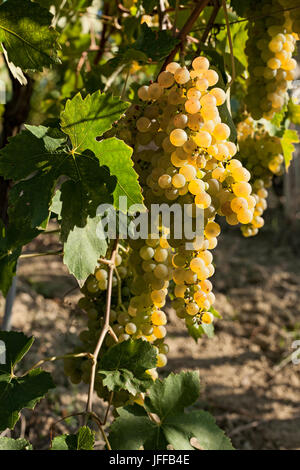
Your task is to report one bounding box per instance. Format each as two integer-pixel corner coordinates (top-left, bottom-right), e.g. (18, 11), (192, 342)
(125, 56), (257, 331)
(245, 0), (298, 120)
(237, 118), (284, 237)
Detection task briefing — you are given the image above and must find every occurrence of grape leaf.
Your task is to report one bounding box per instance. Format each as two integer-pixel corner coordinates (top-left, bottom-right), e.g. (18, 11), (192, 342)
(60, 91), (129, 153)
(0, 0), (60, 71)
(92, 138), (144, 209)
(51, 426), (95, 450)
(0, 437), (32, 450)
(63, 215), (108, 280)
(98, 339), (157, 395)
(0, 246), (21, 297)
(133, 23), (180, 62)
(0, 332), (55, 432)
(109, 371), (233, 450)
(60, 92), (143, 209)
(141, 0), (158, 14)
(281, 129), (299, 169)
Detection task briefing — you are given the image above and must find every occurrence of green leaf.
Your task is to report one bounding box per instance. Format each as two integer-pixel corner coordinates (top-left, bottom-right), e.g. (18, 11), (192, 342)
(287, 100), (300, 125)
(109, 371), (233, 450)
(51, 426), (95, 450)
(0, 331), (34, 374)
(0, 437), (32, 450)
(0, 332), (55, 432)
(0, 246), (21, 297)
(281, 129), (299, 169)
(0, 0), (60, 71)
(60, 91), (129, 153)
(163, 410), (234, 450)
(209, 305), (222, 319)
(93, 138), (144, 209)
(144, 371), (200, 416)
(63, 215), (108, 280)
(133, 24), (179, 62)
(98, 339), (157, 395)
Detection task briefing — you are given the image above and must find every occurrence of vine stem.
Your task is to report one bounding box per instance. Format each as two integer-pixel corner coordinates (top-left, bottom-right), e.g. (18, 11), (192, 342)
(222, 0), (235, 90)
(159, 0), (210, 73)
(19, 250), (63, 259)
(22, 352), (93, 376)
(85, 237), (119, 417)
(197, 0), (220, 51)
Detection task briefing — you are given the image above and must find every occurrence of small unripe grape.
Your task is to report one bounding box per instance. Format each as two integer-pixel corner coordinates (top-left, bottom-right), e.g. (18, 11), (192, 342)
(231, 197), (248, 213)
(174, 66), (190, 84)
(95, 269), (108, 281)
(173, 113), (188, 128)
(209, 87), (226, 105)
(125, 322), (137, 335)
(158, 71), (175, 88)
(138, 85), (149, 101)
(154, 247), (168, 263)
(237, 209), (253, 224)
(194, 191), (211, 209)
(153, 325), (167, 339)
(158, 174), (172, 189)
(232, 167), (251, 182)
(148, 83), (163, 100)
(174, 284), (186, 298)
(185, 99), (201, 114)
(188, 179), (205, 195)
(187, 88), (201, 100)
(154, 264), (169, 280)
(203, 69), (219, 86)
(170, 129), (188, 147)
(136, 116), (151, 132)
(205, 221), (221, 238)
(190, 257), (205, 273)
(192, 56), (209, 71)
(166, 61), (180, 74)
(201, 312), (213, 324)
(213, 123), (230, 140)
(200, 279), (212, 293)
(200, 94), (217, 107)
(151, 310), (167, 326)
(195, 78), (209, 92)
(186, 302), (199, 316)
(179, 165), (197, 181)
(157, 353), (167, 367)
(232, 182), (252, 198)
(172, 173), (186, 188)
(194, 130), (212, 148)
(139, 246), (154, 261)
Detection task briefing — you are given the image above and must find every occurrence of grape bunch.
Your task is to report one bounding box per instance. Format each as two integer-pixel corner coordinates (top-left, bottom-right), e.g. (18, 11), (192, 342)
(64, 239), (171, 386)
(237, 118), (284, 237)
(118, 56), (257, 332)
(245, 0), (297, 120)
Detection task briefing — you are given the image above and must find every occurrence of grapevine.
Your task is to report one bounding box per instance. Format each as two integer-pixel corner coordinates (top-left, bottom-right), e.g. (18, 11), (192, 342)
(0, 0), (299, 452)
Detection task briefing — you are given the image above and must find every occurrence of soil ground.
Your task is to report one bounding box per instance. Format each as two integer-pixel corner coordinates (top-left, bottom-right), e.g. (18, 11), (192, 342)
(1, 208), (300, 450)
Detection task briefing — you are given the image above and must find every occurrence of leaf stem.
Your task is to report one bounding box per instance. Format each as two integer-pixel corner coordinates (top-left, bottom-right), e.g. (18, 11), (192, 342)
(20, 250), (63, 259)
(22, 352), (93, 376)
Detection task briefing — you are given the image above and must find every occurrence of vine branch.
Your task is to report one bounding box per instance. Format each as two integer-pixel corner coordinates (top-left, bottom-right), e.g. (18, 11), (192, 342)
(86, 237), (119, 416)
(160, 0), (210, 72)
